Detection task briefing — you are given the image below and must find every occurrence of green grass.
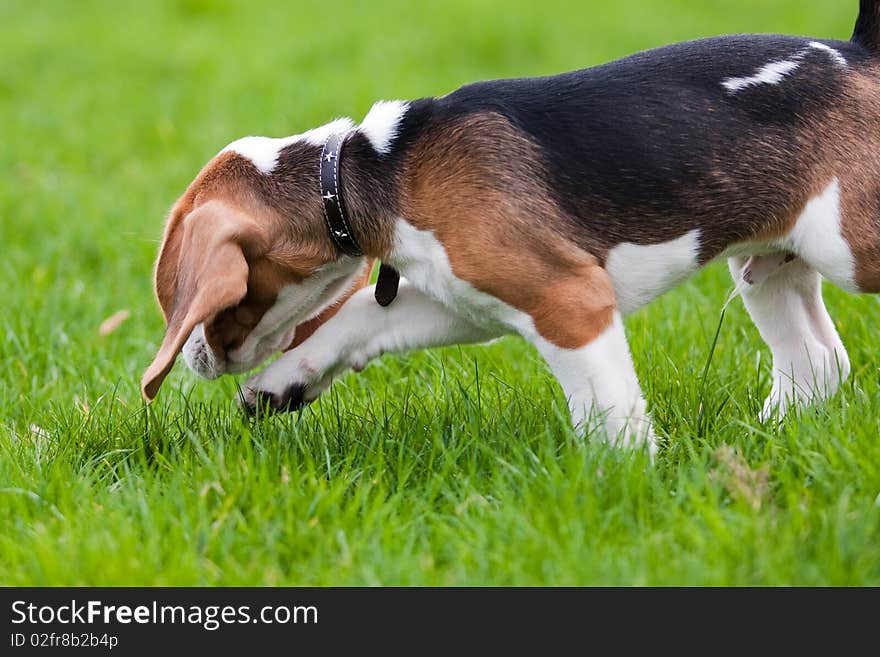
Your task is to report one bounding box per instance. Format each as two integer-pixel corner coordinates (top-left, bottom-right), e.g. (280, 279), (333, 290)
(2, 0), (879, 586)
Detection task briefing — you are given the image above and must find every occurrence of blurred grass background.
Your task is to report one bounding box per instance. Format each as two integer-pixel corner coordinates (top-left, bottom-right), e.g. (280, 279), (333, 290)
(0, 1), (878, 585)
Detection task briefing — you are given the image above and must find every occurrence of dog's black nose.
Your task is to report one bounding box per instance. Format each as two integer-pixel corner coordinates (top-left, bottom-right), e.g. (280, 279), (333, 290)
(245, 383), (307, 416)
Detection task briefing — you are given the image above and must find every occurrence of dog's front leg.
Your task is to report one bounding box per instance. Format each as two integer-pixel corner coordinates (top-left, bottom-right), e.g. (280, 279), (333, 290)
(529, 311), (655, 456)
(241, 280), (501, 413)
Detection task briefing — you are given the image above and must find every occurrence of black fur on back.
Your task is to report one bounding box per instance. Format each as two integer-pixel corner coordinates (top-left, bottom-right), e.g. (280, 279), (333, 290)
(391, 33), (876, 261)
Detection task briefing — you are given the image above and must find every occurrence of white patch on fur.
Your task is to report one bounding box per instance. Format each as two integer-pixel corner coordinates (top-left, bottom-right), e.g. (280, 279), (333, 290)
(358, 100), (409, 155)
(807, 41), (847, 68)
(722, 41), (846, 94)
(779, 178), (856, 291)
(605, 229), (701, 314)
(220, 118), (354, 174)
(722, 59), (801, 93)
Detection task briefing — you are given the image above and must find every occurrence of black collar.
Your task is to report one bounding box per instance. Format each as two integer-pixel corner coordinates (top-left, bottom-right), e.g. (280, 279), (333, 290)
(320, 130), (400, 306)
(320, 130), (362, 257)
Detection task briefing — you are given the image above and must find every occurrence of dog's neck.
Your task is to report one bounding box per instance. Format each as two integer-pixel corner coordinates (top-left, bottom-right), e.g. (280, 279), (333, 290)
(334, 131), (400, 259)
(331, 98), (434, 259)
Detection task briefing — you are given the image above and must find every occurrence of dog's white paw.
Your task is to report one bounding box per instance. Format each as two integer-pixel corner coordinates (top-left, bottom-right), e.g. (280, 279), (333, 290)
(573, 400), (658, 458)
(759, 343), (850, 422)
(613, 414), (658, 459)
(607, 396), (657, 458)
(239, 358), (334, 415)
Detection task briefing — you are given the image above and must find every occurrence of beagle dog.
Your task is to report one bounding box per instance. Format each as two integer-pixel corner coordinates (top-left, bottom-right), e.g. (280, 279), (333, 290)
(143, 1), (880, 455)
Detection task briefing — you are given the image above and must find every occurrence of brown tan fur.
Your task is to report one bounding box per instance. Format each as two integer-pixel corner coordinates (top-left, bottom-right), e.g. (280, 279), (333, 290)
(399, 112), (615, 348)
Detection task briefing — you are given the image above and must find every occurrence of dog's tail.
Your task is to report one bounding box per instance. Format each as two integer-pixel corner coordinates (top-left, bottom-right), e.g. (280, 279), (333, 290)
(852, 0), (880, 53)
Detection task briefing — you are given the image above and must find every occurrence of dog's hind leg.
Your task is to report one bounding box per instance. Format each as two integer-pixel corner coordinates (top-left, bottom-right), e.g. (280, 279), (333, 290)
(728, 256), (850, 421)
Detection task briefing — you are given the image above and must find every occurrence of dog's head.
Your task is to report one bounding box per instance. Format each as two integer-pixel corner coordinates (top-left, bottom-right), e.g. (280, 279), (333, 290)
(141, 122), (371, 401)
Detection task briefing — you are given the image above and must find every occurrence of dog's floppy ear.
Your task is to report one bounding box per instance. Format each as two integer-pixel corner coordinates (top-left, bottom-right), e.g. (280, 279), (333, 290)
(141, 200), (257, 401)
